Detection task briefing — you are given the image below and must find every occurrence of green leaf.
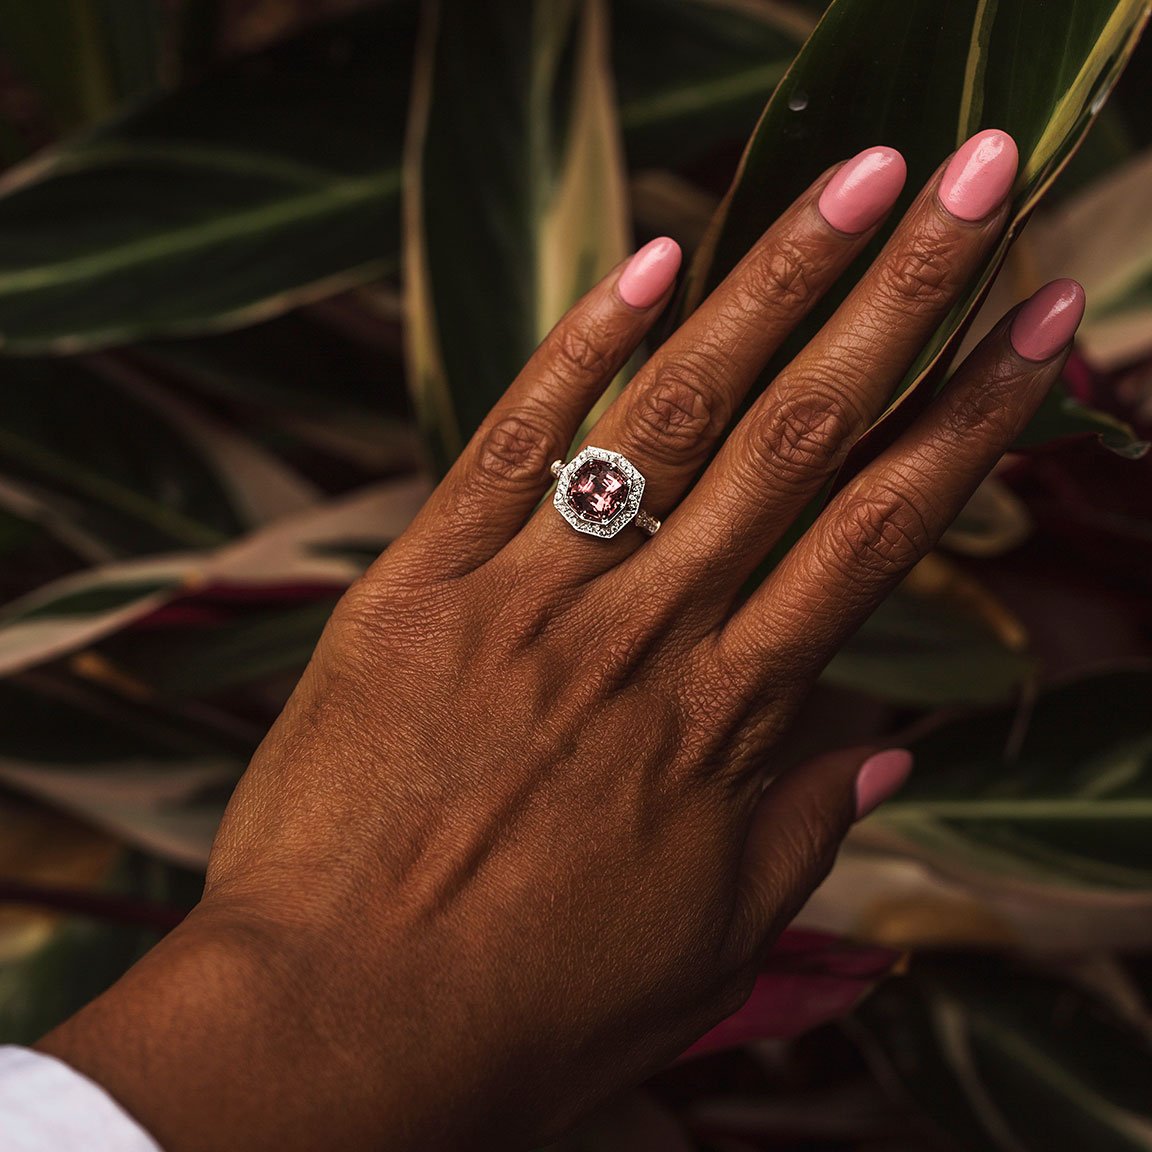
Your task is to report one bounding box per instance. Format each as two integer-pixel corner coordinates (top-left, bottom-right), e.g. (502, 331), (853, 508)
(0, 0), (814, 354)
(404, 0), (630, 471)
(0, 358), (245, 553)
(0, 1), (166, 135)
(0, 478), (428, 676)
(99, 597), (339, 701)
(682, 0), (1152, 453)
(132, 307), (420, 475)
(614, 0), (812, 169)
(821, 588), (1035, 706)
(850, 956), (1152, 1152)
(0, 505), (39, 556)
(1013, 380), (1149, 459)
(869, 667), (1152, 892)
(0, 3), (416, 352)
(0, 356), (321, 563)
(0, 676), (249, 866)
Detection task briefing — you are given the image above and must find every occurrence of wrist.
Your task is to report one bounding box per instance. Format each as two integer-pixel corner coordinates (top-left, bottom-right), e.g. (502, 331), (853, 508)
(34, 907), (387, 1152)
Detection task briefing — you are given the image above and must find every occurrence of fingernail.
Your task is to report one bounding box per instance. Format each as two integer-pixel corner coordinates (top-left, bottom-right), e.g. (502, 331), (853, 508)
(818, 146), (907, 234)
(617, 237), (682, 309)
(938, 129), (1018, 221)
(854, 749), (913, 821)
(1010, 278), (1086, 361)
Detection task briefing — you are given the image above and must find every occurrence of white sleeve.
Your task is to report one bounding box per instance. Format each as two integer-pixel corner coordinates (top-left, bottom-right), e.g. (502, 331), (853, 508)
(0, 1046), (160, 1151)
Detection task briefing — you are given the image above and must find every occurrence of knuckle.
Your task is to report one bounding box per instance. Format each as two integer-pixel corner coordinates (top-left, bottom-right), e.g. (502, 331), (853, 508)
(833, 479), (936, 579)
(475, 409), (556, 486)
(551, 323), (617, 380)
(746, 382), (862, 484)
(939, 368), (1028, 447)
(880, 233), (957, 309)
(744, 237), (815, 309)
(631, 358), (728, 465)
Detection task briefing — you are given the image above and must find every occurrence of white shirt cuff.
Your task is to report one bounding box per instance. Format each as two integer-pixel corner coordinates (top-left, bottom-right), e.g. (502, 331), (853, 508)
(0, 1046), (160, 1151)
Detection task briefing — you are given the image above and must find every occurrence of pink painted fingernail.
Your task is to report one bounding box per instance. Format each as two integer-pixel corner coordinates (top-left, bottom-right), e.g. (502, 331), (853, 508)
(854, 749), (913, 821)
(817, 146), (907, 234)
(1010, 278), (1086, 361)
(617, 237), (682, 309)
(938, 129), (1018, 221)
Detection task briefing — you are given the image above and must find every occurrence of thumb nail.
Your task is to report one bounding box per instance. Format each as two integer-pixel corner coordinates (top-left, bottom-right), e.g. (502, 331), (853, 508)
(854, 749), (913, 820)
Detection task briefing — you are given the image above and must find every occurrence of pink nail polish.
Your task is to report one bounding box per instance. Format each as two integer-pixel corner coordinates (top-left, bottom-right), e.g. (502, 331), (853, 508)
(818, 146), (907, 234)
(617, 237), (682, 309)
(938, 129), (1018, 221)
(854, 749), (913, 821)
(1010, 278), (1086, 361)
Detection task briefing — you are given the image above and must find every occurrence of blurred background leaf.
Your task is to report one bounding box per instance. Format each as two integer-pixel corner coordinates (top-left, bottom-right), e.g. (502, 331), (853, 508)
(0, 2), (415, 351)
(849, 955), (1152, 1152)
(404, 0), (629, 469)
(869, 666), (1152, 893)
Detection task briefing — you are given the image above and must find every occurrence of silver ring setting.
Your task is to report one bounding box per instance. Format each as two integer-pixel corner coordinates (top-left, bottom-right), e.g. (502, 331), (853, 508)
(550, 446), (661, 538)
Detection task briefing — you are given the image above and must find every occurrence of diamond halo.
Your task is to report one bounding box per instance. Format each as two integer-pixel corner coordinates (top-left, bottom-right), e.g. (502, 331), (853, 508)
(552, 446), (646, 539)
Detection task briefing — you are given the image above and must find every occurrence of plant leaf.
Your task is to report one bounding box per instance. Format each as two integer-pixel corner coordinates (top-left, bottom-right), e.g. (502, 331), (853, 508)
(0, 357), (250, 554)
(0, 478), (429, 676)
(849, 955), (1152, 1152)
(0, 354), (328, 581)
(1012, 379), (1149, 458)
(96, 596), (339, 702)
(0, 676), (250, 867)
(799, 844), (1152, 952)
(682, 0), (1152, 462)
(0, 0), (813, 354)
(0, 3), (416, 352)
(862, 666), (1152, 893)
(132, 303), (419, 474)
(0, 1), (168, 138)
(821, 583), (1035, 706)
(404, 0), (630, 471)
(614, 0), (812, 170)
(85, 354), (322, 526)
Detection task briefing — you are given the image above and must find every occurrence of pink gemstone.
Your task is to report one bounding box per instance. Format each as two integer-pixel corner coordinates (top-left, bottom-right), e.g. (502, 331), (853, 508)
(566, 458), (631, 523)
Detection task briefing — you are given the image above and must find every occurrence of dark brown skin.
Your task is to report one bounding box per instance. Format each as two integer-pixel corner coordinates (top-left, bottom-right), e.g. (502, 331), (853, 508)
(37, 153), (1071, 1151)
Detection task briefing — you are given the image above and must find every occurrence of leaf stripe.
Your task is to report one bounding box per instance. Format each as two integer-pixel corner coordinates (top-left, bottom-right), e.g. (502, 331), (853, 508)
(885, 799), (1152, 819)
(0, 170), (399, 297)
(619, 63), (792, 130)
(956, 0), (998, 144)
(22, 142), (351, 188)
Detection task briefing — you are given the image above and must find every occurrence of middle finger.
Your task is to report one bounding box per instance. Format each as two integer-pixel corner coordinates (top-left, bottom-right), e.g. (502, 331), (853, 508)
(632, 129), (1018, 612)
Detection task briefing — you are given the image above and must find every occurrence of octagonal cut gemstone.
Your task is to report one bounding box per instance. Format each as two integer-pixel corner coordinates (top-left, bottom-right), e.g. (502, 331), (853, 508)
(566, 458), (631, 523)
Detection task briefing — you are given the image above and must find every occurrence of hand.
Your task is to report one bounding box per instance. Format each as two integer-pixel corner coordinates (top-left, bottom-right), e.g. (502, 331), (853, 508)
(38, 130), (1082, 1151)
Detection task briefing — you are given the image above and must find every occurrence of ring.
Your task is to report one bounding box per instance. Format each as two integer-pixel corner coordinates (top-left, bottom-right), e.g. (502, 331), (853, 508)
(550, 446), (661, 538)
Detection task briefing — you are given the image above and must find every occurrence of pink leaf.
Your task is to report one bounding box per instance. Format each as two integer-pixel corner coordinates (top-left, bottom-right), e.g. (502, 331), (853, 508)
(678, 930), (901, 1061)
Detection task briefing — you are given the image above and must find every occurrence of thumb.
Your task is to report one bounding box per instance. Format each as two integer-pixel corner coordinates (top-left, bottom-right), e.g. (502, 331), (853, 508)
(730, 746), (913, 957)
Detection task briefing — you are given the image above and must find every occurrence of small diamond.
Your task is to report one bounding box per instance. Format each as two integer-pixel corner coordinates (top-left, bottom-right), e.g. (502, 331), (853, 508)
(566, 459), (631, 523)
